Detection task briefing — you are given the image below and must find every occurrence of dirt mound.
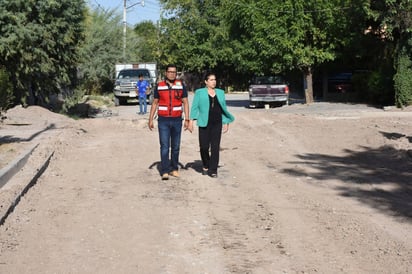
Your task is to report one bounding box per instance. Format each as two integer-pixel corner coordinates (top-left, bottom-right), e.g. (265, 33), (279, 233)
(0, 105), (74, 170)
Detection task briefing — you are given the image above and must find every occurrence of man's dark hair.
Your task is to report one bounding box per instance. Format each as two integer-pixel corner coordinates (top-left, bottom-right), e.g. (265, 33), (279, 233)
(165, 64), (177, 71)
(138, 74), (143, 78)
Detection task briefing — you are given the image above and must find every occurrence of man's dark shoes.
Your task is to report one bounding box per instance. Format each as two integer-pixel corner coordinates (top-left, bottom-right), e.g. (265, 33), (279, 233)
(202, 168), (208, 176)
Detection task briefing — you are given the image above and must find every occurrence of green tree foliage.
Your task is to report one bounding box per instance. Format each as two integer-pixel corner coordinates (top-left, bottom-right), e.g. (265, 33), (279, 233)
(0, 0), (85, 105)
(374, 0), (412, 107)
(78, 7), (123, 94)
(224, 0), (351, 103)
(158, 0), (232, 72)
(0, 66), (13, 116)
(394, 48), (412, 107)
(158, 0), (356, 101)
(133, 21), (159, 62)
(124, 22), (145, 63)
(78, 6), (150, 94)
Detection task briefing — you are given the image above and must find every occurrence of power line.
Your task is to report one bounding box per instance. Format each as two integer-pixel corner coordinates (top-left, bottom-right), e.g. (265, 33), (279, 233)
(91, 0), (107, 11)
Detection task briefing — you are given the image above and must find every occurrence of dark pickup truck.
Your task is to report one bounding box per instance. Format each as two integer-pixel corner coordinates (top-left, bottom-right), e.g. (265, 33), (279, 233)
(248, 75), (289, 108)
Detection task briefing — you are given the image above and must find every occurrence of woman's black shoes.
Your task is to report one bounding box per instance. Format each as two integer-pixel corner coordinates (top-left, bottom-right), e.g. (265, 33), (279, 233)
(201, 168), (217, 178)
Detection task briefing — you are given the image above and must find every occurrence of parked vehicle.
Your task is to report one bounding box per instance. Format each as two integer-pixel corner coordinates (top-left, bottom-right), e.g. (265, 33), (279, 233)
(248, 75), (289, 108)
(113, 66), (155, 106)
(328, 72), (353, 93)
(115, 63), (157, 85)
(313, 71), (355, 98)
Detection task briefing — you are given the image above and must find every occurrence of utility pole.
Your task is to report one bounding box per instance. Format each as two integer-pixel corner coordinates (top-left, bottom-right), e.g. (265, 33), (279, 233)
(123, 0), (145, 63)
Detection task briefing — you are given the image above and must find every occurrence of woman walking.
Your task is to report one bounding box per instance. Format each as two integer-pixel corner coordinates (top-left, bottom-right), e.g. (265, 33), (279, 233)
(188, 72), (234, 178)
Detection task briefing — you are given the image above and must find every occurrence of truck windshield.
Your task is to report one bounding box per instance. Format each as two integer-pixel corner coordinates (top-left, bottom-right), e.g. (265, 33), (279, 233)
(117, 70), (150, 79)
(253, 76), (284, 85)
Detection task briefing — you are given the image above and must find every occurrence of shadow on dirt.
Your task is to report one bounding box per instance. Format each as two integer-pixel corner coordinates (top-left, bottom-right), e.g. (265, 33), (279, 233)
(380, 131), (412, 143)
(282, 134), (412, 219)
(225, 99), (249, 108)
(184, 160), (206, 174)
(149, 159), (210, 176)
(148, 161), (193, 175)
(0, 124), (56, 144)
(225, 96), (305, 109)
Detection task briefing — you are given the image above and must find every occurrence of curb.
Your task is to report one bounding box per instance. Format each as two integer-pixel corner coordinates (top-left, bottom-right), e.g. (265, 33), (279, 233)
(0, 144), (54, 225)
(0, 143), (39, 189)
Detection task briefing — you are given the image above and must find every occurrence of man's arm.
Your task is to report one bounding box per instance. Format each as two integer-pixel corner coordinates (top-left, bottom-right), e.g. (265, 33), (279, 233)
(148, 98), (159, 131)
(182, 97), (190, 131)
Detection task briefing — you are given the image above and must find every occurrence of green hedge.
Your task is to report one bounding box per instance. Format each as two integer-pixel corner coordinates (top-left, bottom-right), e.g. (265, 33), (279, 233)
(394, 50), (412, 108)
(0, 67), (14, 118)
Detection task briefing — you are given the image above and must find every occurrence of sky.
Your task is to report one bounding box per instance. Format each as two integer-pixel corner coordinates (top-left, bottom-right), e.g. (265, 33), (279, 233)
(87, 0), (161, 25)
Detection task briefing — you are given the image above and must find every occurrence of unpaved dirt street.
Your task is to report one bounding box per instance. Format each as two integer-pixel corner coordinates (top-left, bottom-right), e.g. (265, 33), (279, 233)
(0, 94), (412, 273)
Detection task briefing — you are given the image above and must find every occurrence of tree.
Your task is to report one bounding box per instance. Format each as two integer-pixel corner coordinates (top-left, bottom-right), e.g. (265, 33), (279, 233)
(364, 0), (412, 107)
(78, 7), (123, 94)
(158, 0), (232, 73)
(133, 21), (159, 62)
(0, 66), (13, 116)
(224, 0), (352, 103)
(157, 0), (411, 106)
(0, 0), (85, 105)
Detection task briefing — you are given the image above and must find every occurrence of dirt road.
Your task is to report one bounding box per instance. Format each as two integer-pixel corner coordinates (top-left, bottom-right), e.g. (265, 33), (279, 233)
(0, 95), (411, 273)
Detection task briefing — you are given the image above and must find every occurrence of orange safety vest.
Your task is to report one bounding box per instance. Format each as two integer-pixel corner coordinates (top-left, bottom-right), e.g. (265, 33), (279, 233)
(157, 80), (184, 117)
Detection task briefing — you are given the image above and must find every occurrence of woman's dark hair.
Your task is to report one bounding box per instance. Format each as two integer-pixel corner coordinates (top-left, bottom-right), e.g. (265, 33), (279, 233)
(203, 71), (216, 81)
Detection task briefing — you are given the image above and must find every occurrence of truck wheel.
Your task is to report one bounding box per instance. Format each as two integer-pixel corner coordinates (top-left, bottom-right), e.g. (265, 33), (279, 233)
(114, 96), (120, 106)
(249, 102), (256, 108)
(119, 98), (127, 105)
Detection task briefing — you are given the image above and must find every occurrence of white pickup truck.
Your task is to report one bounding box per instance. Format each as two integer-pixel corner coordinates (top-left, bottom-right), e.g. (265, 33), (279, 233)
(113, 63), (157, 106)
(113, 68), (153, 106)
(248, 75), (289, 108)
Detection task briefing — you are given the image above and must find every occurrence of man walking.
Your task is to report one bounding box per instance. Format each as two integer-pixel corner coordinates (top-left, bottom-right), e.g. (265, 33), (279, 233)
(148, 64), (190, 180)
(136, 74), (150, 115)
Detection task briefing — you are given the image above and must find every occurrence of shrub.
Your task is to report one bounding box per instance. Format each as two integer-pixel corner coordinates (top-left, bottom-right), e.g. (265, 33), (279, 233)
(0, 68), (14, 120)
(394, 51), (412, 108)
(355, 69), (395, 106)
(61, 88), (87, 114)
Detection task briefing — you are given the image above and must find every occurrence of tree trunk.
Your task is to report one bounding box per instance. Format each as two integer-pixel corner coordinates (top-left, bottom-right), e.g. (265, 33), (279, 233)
(304, 67), (314, 104)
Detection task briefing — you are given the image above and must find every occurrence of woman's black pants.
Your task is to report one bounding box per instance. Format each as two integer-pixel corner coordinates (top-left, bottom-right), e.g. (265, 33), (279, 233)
(198, 122), (222, 174)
